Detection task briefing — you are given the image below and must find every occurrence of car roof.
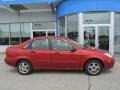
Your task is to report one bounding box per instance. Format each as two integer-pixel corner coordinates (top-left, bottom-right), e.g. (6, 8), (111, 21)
(32, 36), (67, 40)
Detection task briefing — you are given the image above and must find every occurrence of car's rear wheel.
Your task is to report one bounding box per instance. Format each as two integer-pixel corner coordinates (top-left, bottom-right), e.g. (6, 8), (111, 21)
(17, 60), (32, 75)
(85, 60), (103, 76)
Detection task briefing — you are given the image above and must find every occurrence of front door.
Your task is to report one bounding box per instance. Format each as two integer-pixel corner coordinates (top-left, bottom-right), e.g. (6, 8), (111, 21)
(84, 25), (110, 52)
(50, 39), (81, 69)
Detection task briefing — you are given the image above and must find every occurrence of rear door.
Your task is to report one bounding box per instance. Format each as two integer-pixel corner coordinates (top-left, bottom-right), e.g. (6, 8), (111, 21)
(24, 39), (52, 69)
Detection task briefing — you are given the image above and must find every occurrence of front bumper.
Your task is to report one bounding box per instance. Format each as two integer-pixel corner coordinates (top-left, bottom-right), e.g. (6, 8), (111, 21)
(105, 57), (115, 70)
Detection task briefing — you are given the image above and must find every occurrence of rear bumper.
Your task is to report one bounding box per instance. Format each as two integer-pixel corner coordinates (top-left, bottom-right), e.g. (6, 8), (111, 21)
(5, 58), (16, 67)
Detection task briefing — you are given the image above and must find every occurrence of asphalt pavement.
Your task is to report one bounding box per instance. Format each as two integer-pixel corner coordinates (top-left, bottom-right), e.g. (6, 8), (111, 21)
(0, 53), (120, 90)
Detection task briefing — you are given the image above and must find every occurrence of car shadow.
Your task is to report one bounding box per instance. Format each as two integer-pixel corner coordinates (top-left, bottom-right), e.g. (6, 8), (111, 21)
(9, 68), (18, 73)
(8, 68), (113, 76)
(102, 70), (113, 75)
(8, 68), (87, 75)
(33, 70), (84, 75)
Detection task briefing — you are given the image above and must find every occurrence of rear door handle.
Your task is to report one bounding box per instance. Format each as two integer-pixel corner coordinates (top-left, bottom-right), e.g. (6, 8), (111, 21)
(29, 51), (36, 54)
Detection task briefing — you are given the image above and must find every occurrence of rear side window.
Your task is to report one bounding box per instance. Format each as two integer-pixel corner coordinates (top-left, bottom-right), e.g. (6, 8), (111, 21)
(24, 39), (49, 50)
(31, 39), (49, 50)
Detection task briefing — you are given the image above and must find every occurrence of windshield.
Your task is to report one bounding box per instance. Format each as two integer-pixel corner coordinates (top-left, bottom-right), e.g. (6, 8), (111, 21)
(67, 39), (88, 48)
(72, 41), (86, 48)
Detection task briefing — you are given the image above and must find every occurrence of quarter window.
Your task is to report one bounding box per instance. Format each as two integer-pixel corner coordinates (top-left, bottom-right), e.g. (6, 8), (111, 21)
(51, 39), (73, 50)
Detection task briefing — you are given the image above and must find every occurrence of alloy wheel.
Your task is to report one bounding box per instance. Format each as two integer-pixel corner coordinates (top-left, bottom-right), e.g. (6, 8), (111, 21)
(85, 60), (103, 76)
(17, 60), (32, 75)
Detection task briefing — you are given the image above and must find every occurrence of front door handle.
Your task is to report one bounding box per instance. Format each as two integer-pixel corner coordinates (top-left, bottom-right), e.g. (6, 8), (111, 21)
(54, 52), (60, 55)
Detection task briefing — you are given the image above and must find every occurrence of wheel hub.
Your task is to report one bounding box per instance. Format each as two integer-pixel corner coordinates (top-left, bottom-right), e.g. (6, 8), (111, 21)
(88, 62), (100, 74)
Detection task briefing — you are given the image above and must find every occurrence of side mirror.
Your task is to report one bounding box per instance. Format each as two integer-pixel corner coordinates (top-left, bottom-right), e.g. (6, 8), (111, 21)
(71, 48), (76, 52)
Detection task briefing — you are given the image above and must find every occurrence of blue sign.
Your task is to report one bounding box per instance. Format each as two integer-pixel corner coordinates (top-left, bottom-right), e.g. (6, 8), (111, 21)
(0, 0), (56, 4)
(56, 0), (120, 17)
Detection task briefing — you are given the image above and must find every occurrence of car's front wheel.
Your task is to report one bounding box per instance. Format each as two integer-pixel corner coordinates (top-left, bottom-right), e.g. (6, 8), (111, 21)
(85, 60), (103, 76)
(17, 60), (32, 75)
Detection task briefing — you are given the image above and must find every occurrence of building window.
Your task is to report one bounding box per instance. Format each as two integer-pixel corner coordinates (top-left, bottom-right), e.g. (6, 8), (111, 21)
(115, 13), (120, 53)
(59, 14), (79, 41)
(21, 23), (31, 43)
(32, 22), (56, 37)
(59, 17), (65, 36)
(10, 23), (21, 45)
(0, 23), (31, 45)
(32, 22), (56, 30)
(0, 24), (9, 45)
(83, 12), (110, 24)
(67, 14), (78, 41)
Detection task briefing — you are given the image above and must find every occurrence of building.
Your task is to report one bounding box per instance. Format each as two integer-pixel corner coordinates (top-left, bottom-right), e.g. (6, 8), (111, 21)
(0, 0), (56, 52)
(0, 0), (120, 55)
(56, 0), (120, 55)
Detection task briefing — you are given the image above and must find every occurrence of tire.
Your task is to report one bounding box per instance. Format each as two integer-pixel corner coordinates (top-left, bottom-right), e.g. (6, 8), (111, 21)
(17, 60), (32, 75)
(85, 60), (103, 76)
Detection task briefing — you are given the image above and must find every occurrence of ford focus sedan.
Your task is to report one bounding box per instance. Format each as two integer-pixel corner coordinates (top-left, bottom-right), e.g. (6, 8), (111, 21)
(5, 36), (115, 75)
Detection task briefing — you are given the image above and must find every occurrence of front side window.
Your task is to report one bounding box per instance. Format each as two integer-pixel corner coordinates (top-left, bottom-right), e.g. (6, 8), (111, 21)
(51, 39), (73, 50)
(31, 39), (49, 50)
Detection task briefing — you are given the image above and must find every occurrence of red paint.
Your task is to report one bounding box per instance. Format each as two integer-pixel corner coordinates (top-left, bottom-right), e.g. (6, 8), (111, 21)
(5, 36), (115, 70)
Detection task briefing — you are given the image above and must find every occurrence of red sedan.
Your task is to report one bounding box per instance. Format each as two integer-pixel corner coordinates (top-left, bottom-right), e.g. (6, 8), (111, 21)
(5, 36), (115, 75)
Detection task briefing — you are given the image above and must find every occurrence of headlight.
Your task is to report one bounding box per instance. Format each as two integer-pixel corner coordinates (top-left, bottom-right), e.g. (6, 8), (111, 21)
(104, 53), (112, 58)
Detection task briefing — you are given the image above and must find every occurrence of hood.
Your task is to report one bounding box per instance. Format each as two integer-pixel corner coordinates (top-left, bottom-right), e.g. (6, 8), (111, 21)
(85, 47), (106, 53)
